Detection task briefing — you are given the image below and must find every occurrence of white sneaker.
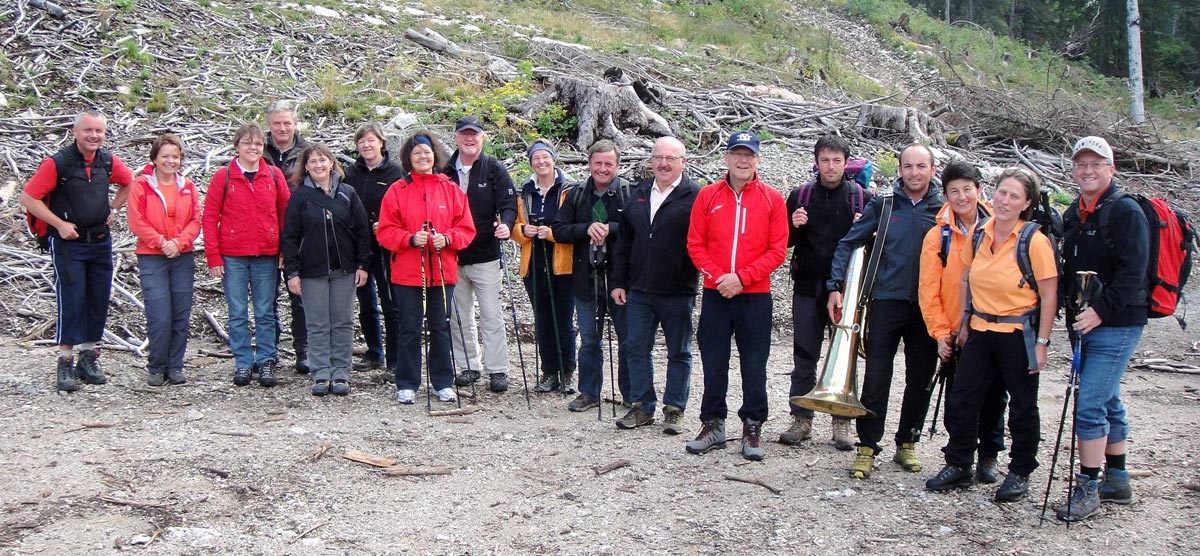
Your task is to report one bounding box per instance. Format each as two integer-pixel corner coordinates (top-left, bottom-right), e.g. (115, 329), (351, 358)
(436, 387), (457, 403)
(396, 389), (415, 404)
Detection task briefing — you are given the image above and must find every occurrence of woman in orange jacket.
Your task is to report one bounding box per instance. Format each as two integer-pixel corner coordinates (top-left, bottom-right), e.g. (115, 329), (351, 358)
(917, 161), (1007, 484)
(127, 134), (201, 386)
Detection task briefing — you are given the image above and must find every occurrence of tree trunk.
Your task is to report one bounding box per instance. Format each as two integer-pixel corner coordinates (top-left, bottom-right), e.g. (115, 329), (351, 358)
(512, 76), (672, 149)
(1127, 0), (1146, 123)
(1008, 0), (1018, 39)
(944, 0), (950, 23)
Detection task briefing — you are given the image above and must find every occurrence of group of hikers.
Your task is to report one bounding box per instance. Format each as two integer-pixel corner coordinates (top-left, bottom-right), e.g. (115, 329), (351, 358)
(20, 105), (1158, 523)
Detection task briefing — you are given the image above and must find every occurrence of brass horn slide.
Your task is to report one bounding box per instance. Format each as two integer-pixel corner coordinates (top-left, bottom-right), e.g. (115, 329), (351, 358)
(791, 245), (876, 419)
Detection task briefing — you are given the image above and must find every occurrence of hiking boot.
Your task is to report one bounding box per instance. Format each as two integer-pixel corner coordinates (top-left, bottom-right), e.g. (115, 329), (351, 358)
(76, 349), (106, 385)
(454, 369), (481, 386)
(975, 456), (1001, 484)
(396, 389), (415, 404)
(330, 379), (351, 396)
(742, 420), (765, 461)
(850, 446), (876, 479)
(1056, 474), (1102, 522)
(233, 367), (252, 386)
(294, 352), (310, 375)
(559, 369), (577, 395)
(258, 361), (279, 387)
(533, 373), (561, 393)
(166, 369), (187, 385)
(147, 372), (166, 387)
(489, 373), (509, 393)
(685, 419), (727, 454)
(615, 404), (654, 429)
(311, 379), (330, 396)
(662, 405), (685, 435)
(778, 415), (813, 445)
(353, 357), (384, 372)
(995, 473), (1030, 502)
(567, 394), (599, 412)
(926, 464), (974, 491)
(1099, 468), (1133, 504)
(893, 442), (922, 472)
(832, 417), (854, 451)
(436, 387), (457, 403)
(55, 357), (79, 392)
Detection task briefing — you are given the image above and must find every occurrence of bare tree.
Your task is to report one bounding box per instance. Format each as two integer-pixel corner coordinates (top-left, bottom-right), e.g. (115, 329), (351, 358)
(1127, 0), (1146, 123)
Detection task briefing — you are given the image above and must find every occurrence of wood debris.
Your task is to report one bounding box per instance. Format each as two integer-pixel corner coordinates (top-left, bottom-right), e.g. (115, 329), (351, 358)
(723, 474), (782, 495)
(381, 465), (453, 476)
(593, 459), (631, 476)
(342, 449), (396, 468)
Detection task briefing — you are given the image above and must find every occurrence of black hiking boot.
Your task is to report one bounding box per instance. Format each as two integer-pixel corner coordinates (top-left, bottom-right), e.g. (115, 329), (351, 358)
(56, 357), (79, 392)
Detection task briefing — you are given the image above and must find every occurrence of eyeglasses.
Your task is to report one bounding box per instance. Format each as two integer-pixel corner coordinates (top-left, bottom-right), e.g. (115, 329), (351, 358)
(1072, 161), (1111, 171)
(650, 155), (684, 163)
(238, 140), (265, 147)
(727, 151), (758, 160)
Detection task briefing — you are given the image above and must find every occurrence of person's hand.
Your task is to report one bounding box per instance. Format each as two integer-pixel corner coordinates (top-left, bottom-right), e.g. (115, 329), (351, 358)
(373, 221), (379, 233)
(107, 207), (117, 226)
(827, 291), (844, 323)
(791, 207), (808, 228)
(957, 328), (969, 348)
(853, 212), (863, 222)
(522, 224), (539, 238)
(611, 288), (627, 305)
(1032, 343), (1048, 374)
(209, 265), (224, 278)
(587, 222), (609, 245)
(287, 276), (302, 295)
(161, 239), (180, 258)
(55, 221), (79, 240)
(494, 221), (510, 240)
(937, 335), (953, 360)
(432, 233), (448, 250)
(355, 269), (368, 287)
(536, 226), (551, 240)
(1072, 307), (1103, 335)
(412, 230), (430, 247)
(715, 273), (743, 298)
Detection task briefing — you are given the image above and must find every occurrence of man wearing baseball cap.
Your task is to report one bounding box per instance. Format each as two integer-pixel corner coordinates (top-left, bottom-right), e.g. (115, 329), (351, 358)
(1056, 136), (1150, 521)
(444, 116), (518, 393)
(685, 131), (789, 461)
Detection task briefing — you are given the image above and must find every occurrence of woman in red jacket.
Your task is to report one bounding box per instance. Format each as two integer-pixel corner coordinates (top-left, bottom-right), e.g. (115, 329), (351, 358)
(202, 123), (291, 387)
(127, 134), (201, 386)
(376, 131), (476, 405)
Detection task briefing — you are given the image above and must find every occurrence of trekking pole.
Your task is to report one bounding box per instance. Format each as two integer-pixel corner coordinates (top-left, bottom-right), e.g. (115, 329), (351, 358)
(430, 226), (465, 409)
(597, 246), (618, 418)
(419, 224), (433, 412)
(537, 222), (568, 394)
(500, 242), (531, 408)
(591, 243), (606, 421)
(926, 344), (957, 437)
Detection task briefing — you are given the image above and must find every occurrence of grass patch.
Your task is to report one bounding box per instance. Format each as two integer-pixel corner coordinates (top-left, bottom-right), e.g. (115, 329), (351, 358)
(119, 39), (153, 65)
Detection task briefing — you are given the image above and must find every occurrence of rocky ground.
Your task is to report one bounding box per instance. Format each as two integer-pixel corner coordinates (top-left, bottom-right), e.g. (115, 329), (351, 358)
(1, 301), (1197, 555)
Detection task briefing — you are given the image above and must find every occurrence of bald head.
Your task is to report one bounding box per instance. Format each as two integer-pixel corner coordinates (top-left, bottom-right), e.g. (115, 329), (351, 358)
(650, 137), (686, 187)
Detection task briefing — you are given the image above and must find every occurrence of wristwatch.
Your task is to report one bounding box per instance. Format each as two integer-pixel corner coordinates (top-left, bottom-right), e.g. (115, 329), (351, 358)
(1036, 337), (1050, 347)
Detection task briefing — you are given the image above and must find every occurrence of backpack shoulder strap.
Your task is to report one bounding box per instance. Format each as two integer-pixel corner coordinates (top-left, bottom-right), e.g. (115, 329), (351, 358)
(971, 216), (990, 255)
(851, 183), (865, 215)
(1015, 222), (1042, 293)
(1096, 191), (1130, 251)
(796, 183), (814, 208)
(938, 224), (952, 267)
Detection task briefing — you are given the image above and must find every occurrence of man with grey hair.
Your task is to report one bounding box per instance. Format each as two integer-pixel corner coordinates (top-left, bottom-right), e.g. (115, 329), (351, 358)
(20, 110), (133, 391)
(265, 100), (311, 373)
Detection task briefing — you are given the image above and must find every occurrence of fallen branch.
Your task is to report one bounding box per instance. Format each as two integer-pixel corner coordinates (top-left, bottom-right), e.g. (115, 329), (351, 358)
(722, 474), (782, 495)
(204, 310), (229, 344)
(311, 440), (333, 462)
(96, 495), (168, 509)
(65, 422), (115, 432)
(381, 465), (454, 476)
(199, 466), (230, 479)
(287, 521), (327, 545)
(593, 459), (631, 476)
(428, 405), (481, 417)
(342, 449), (396, 468)
(210, 431), (253, 438)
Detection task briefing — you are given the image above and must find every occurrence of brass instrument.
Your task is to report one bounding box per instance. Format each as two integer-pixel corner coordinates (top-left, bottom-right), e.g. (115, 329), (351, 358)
(791, 245), (875, 418)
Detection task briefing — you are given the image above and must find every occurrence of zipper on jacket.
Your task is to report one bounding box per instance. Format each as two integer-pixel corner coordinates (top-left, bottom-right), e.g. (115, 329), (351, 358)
(729, 190), (744, 273)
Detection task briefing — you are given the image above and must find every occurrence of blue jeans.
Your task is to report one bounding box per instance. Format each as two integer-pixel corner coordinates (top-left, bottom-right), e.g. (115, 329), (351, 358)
(697, 290), (773, 423)
(1073, 325), (1144, 443)
(625, 290), (694, 415)
(576, 292), (630, 403)
(222, 256), (279, 369)
(138, 253), (194, 375)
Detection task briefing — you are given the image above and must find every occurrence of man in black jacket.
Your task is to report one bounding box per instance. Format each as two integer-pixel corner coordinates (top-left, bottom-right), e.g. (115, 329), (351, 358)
(610, 137), (699, 434)
(1056, 136), (1150, 522)
(444, 117), (518, 393)
(264, 100), (312, 374)
(552, 140), (631, 413)
(782, 135), (871, 450)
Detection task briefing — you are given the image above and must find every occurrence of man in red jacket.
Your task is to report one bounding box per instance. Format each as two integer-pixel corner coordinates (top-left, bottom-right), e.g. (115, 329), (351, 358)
(685, 131), (789, 461)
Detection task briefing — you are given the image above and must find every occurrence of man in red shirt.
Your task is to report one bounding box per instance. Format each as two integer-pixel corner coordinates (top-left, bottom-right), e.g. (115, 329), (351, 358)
(685, 131), (789, 461)
(19, 110), (133, 391)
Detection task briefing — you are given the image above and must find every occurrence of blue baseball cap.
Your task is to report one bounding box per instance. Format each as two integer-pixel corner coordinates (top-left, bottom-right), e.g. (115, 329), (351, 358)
(726, 130), (760, 153)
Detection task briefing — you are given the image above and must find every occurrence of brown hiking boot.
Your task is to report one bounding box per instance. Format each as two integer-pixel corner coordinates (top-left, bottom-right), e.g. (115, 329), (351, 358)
(615, 403), (654, 429)
(778, 415), (813, 445)
(832, 416), (854, 451)
(662, 405), (684, 435)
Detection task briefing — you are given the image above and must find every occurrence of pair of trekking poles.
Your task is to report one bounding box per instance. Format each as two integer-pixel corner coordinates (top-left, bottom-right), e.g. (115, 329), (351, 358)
(920, 271), (1101, 525)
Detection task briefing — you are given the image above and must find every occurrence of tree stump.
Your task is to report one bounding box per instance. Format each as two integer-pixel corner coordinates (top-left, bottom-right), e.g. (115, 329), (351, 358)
(855, 104), (943, 146)
(513, 75), (672, 149)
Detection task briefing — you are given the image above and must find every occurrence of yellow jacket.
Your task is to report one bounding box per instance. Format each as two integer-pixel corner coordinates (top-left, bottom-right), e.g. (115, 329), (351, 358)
(918, 200), (991, 341)
(513, 186), (573, 278)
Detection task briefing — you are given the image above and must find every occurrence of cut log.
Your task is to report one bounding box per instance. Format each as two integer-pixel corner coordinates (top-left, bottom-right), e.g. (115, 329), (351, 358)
(403, 27), (517, 82)
(512, 75), (672, 149)
(855, 104), (944, 145)
(381, 465), (454, 476)
(342, 449), (396, 468)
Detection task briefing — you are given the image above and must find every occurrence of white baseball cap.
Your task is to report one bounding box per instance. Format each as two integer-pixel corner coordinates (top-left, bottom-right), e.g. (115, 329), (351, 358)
(1071, 136), (1114, 165)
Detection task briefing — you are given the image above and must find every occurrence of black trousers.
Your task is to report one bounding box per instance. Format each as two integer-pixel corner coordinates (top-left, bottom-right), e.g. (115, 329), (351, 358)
(857, 299), (938, 452)
(940, 356), (1008, 459)
(942, 330), (1041, 476)
(788, 290), (829, 416)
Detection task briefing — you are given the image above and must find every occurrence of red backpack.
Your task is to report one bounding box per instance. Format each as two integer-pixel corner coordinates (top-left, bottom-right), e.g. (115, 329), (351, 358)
(1098, 192), (1196, 326)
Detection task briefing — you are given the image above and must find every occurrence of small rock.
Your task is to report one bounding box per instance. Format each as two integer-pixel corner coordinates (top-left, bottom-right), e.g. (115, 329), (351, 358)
(938, 525), (953, 535)
(304, 5), (340, 18)
(129, 535), (153, 546)
(183, 409), (204, 422)
(0, 92), (7, 108)
(116, 85), (131, 95)
(434, 534), (451, 542)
